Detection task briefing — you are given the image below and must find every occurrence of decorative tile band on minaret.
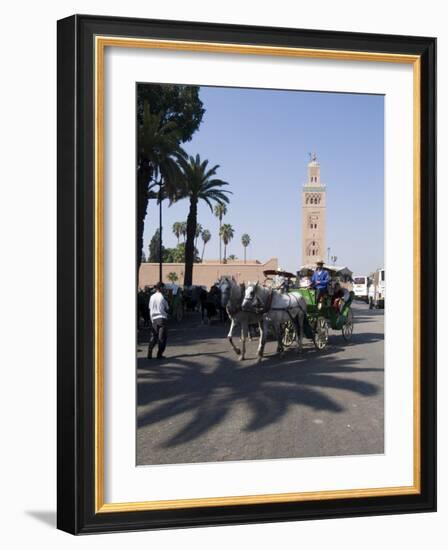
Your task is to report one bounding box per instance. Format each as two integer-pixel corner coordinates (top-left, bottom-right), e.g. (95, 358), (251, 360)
(301, 153), (326, 265)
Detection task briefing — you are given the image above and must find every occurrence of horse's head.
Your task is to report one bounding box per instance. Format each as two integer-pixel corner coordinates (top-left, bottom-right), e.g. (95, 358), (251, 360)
(217, 276), (232, 308)
(242, 282), (259, 312)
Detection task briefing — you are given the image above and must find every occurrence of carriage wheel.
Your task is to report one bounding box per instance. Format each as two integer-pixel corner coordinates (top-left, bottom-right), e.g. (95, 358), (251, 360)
(342, 309), (354, 341)
(313, 318), (329, 350)
(281, 321), (296, 348)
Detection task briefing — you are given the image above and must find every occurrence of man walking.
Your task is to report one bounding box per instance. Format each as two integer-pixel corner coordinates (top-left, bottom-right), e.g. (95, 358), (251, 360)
(147, 282), (169, 359)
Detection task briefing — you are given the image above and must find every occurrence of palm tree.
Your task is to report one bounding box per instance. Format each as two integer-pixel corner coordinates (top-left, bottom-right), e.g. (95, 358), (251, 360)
(241, 233), (251, 264)
(137, 101), (185, 270)
(167, 272), (179, 284)
(214, 203), (227, 263)
(201, 229), (211, 261)
(228, 254), (237, 261)
(195, 223), (203, 249)
(179, 154), (231, 286)
(219, 223), (234, 263)
(180, 221), (187, 243)
(172, 221), (183, 245)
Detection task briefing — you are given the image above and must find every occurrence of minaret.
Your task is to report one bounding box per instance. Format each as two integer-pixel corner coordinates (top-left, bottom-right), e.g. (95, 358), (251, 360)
(302, 153), (326, 265)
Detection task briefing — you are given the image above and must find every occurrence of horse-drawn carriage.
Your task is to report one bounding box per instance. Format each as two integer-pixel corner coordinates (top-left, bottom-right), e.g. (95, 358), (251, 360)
(217, 265), (354, 361)
(262, 268), (354, 352)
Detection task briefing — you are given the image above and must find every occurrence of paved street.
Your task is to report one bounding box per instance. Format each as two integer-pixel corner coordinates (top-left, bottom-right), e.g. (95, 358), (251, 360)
(137, 301), (384, 465)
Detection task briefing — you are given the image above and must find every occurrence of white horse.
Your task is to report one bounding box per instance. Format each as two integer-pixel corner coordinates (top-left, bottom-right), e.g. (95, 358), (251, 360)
(242, 282), (307, 361)
(217, 277), (263, 360)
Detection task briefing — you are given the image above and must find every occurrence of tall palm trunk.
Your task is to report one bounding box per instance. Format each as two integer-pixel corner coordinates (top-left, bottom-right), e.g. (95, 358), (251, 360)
(201, 242), (206, 261)
(244, 247), (246, 264)
(137, 164), (152, 273)
(184, 197), (198, 286)
(219, 216), (222, 263)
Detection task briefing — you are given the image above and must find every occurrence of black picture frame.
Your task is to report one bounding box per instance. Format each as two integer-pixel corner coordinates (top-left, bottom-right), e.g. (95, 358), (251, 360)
(57, 14), (436, 534)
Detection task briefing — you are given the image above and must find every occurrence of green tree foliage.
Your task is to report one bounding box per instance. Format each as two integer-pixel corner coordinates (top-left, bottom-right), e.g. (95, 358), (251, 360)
(241, 233), (251, 263)
(137, 102), (186, 270)
(172, 221), (183, 244)
(167, 272), (179, 283)
(180, 221), (187, 242)
(137, 84), (205, 143)
(214, 203), (227, 263)
(201, 229), (211, 261)
(195, 223), (203, 248)
(219, 223), (234, 263)
(148, 229), (165, 263)
(164, 243), (201, 264)
(136, 84), (205, 271)
(179, 155), (231, 286)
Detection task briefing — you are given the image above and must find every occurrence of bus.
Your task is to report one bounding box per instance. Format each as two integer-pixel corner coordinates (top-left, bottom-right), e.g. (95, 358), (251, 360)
(353, 275), (369, 302)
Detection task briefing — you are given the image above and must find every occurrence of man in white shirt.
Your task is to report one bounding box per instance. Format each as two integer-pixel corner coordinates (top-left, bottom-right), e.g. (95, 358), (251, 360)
(147, 282), (169, 359)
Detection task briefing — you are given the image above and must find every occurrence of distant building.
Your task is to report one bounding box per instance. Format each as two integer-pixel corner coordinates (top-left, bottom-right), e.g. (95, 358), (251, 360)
(302, 153), (326, 264)
(139, 258), (278, 290)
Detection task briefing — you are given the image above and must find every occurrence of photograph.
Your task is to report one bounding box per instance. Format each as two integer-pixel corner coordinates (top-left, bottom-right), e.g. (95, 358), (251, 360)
(136, 83), (385, 466)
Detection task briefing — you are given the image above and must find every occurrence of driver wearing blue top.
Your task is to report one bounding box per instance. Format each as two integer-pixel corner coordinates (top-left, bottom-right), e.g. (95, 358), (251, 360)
(310, 259), (330, 303)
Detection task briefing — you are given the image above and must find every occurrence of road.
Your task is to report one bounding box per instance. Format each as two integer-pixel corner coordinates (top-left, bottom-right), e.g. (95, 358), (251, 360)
(136, 301), (384, 465)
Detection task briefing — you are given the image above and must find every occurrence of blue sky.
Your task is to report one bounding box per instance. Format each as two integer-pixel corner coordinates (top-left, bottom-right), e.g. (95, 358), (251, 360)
(143, 86), (384, 275)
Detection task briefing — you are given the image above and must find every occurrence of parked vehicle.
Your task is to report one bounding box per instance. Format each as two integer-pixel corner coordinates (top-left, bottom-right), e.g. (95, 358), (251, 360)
(369, 268), (385, 309)
(353, 275), (369, 302)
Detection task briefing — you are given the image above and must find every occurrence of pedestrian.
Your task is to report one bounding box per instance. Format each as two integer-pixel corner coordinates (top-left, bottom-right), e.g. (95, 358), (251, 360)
(199, 286), (208, 324)
(147, 282), (169, 359)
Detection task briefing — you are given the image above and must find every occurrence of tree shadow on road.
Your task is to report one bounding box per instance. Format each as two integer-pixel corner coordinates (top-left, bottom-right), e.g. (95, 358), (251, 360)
(137, 348), (382, 450)
(330, 332), (384, 348)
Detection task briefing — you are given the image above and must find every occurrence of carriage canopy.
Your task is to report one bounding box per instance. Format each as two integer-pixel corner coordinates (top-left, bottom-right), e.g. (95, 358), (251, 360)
(298, 264), (353, 281)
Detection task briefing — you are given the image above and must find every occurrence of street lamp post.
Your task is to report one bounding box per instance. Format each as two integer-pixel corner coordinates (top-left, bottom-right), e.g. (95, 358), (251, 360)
(158, 182), (163, 284)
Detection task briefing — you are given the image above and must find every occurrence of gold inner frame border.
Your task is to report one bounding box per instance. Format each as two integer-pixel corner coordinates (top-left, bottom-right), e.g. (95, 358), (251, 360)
(94, 35), (421, 514)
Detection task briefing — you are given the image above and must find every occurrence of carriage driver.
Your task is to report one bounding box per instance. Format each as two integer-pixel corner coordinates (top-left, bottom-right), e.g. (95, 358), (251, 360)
(310, 259), (330, 304)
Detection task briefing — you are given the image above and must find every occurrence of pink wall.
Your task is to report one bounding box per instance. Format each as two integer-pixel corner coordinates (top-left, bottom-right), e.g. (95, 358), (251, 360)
(139, 258), (278, 289)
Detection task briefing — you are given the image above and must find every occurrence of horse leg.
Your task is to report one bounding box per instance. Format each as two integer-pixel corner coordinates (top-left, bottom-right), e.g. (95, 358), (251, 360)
(257, 318), (268, 362)
(227, 318), (241, 356)
(239, 319), (248, 361)
(248, 319), (254, 341)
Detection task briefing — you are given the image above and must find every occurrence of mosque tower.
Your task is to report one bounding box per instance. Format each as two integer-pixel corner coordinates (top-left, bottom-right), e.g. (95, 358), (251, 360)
(302, 153), (326, 265)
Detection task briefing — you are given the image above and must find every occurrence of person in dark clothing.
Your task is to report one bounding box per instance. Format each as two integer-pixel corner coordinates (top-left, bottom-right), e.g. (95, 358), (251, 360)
(199, 286), (208, 323)
(147, 282), (169, 359)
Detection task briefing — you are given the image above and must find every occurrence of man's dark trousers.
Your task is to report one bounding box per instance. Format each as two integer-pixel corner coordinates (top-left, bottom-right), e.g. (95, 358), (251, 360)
(147, 318), (167, 358)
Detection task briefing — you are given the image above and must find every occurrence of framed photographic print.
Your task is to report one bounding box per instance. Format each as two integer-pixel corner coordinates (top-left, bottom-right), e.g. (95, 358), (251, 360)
(57, 14), (436, 534)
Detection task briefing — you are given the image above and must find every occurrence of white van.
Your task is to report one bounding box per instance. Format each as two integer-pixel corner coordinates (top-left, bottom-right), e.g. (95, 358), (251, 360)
(353, 275), (369, 302)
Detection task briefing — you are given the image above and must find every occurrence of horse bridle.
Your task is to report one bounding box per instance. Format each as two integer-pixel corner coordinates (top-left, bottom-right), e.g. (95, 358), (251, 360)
(245, 283), (273, 315)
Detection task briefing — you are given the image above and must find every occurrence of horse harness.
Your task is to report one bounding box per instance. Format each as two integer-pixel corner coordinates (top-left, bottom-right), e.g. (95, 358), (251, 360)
(262, 291), (307, 319)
